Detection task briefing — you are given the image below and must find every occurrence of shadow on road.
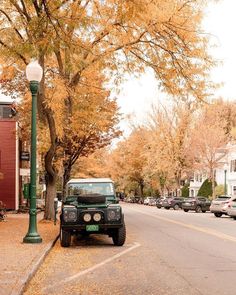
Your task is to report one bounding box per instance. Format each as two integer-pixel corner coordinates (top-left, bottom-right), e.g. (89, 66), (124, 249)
(72, 234), (114, 248)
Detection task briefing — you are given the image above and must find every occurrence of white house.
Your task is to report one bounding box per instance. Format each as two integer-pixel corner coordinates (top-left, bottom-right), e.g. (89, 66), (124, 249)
(188, 144), (236, 197)
(224, 144), (236, 195)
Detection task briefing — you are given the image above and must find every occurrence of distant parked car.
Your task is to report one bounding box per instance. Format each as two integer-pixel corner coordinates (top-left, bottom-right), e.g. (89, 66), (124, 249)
(124, 197), (133, 203)
(144, 197), (156, 206)
(227, 197), (236, 219)
(182, 197), (211, 213)
(144, 197), (151, 205)
(210, 195), (233, 217)
(162, 197), (185, 210)
(148, 198), (157, 206)
(133, 196), (142, 204)
(156, 198), (166, 209)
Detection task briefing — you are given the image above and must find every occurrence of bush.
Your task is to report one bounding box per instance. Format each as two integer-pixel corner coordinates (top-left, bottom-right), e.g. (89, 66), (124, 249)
(197, 179), (216, 198)
(181, 183), (189, 198)
(215, 185), (225, 196)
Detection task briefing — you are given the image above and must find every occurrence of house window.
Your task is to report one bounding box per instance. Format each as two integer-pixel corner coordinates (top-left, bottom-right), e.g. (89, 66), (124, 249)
(0, 105), (11, 119)
(233, 186), (236, 195)
(230, 160), (236, 172)
(195, 173), (202, 182)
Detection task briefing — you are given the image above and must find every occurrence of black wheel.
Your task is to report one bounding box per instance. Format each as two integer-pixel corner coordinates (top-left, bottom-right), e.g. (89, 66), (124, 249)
(202, 210), (206, 213)
(233, 217), (236, 220)
(184, 209), (189, 212)
(165, 207), (170, 210)
(156, 206), (161, 209)
(173, 204), (180, 210)
(195, 206), (202, 213)
(112, 223), (126, 246)
(214, 212), (222, 218)
(60, 228), (71, 247)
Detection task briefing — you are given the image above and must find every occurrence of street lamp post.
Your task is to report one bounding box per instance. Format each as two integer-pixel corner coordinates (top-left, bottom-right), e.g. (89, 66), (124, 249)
(224, 163), (228, 196)
(23, 60), (43, 244)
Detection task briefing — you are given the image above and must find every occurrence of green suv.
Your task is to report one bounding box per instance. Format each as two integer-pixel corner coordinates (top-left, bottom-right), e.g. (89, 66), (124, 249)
(60, 178), (126, 247)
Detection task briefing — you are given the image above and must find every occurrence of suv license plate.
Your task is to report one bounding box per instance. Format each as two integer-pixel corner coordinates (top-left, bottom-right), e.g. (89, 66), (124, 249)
(86, 225), (99, 232)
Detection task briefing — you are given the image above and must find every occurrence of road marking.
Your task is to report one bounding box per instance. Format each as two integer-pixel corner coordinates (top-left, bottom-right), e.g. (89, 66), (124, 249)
(128, 206), (236, 243)
(42, 242), (141, 293)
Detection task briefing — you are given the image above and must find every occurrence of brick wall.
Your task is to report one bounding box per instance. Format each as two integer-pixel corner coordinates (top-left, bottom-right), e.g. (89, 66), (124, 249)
(0, 120), (17, 209)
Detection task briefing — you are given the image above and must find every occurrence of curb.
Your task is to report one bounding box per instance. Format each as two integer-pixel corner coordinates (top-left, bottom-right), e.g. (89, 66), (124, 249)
(11, 234), (59, 295)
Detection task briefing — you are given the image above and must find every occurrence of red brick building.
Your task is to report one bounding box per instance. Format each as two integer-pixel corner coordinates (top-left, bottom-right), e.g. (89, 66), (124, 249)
(0, 102), (19, 210)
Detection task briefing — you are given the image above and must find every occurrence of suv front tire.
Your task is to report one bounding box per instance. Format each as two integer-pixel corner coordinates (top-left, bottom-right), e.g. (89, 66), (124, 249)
(112, 223), (126, 246)
(60, 228), (71, 247)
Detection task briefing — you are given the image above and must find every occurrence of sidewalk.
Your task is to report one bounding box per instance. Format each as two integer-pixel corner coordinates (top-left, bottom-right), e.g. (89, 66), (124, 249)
(0, 211), (59, 295)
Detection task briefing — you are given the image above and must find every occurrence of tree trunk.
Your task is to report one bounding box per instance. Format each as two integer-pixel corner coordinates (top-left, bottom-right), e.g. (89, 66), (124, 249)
(210, 168), (215, 200)
(62, 164), (72, 201)
(139, 180), (144, 197)
(38, 54), (58, 220)
(44, 172), (57, 220)
(211, 169), (216, 199)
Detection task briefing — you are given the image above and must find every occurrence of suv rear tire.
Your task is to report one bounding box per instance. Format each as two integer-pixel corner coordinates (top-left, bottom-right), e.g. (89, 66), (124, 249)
(173, 204), (180, 210)
(60, 228), (71, 247)
(184, 209), (189, 212)
(214, 212), (222, 218)
(112, 224), (126, 246)
(195, 206), (202, 213)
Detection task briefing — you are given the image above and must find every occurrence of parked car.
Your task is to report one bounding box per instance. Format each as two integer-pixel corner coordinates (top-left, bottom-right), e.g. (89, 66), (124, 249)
(210, 195), (233, 217)
(162, 197), (185, 210)
(134, 196), (144, 204)
(60, 178), (126, 247)
(148, 198), (157, 206)
(156, 197), (166, 209)
(227, 197), (236, 219)
(144, 197), (152, 205)
(182, 197), (211, 213)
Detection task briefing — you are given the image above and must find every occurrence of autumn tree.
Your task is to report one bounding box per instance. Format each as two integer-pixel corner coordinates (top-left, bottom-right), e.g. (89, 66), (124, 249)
(108, 127), (149, 196)
(71, 148), (110, 178)
(189, 103), (229, 198)
(0, 0), (215, 218)
(61, 81), (121, 198)
(144, 102), (194, 195)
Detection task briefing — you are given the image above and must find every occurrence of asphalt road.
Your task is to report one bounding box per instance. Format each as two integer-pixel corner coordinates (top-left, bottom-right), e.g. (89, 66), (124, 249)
(24, 203), (236, 295)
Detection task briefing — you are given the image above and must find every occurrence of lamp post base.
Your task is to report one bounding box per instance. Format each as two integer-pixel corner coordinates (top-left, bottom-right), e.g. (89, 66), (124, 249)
(23, 233), (42, 244)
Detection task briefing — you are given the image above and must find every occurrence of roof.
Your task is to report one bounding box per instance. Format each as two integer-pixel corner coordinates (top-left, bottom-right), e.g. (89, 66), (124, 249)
(68, 178), (114, 184)
(0, 101), (12, 105)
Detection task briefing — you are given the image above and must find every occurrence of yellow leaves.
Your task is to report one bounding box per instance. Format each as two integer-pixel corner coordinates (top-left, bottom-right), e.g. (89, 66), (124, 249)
(0, 65), (17, 81)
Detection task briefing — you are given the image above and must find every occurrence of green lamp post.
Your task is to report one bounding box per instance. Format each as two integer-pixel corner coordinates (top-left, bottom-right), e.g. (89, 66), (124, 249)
(23, 60), (43, 244)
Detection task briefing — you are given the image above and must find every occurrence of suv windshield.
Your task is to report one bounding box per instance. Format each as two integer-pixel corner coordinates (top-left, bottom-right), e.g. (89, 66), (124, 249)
(67, 182), (114, 197)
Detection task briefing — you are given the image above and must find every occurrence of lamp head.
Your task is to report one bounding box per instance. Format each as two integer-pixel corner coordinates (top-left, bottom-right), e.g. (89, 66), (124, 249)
(26, 60), (43, 82)
(223, 163), (228, 171)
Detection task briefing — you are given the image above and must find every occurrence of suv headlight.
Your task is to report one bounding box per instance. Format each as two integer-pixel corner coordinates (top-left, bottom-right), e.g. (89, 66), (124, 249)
(93, 212), (102, 222)
(83, 213), (92, 222)
(63, 208), (77, 222)
(107, 207), (121, 221)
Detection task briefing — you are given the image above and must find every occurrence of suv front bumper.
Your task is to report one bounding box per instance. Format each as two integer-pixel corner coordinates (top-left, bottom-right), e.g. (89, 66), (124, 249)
(61, 222), (123, 231)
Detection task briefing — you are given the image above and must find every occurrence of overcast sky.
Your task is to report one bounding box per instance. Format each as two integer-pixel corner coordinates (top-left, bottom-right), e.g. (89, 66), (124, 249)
(116, 0), (236, 133)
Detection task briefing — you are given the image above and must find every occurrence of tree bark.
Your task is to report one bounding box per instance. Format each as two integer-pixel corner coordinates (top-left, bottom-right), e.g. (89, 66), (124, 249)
(44, 172), (57, 220)
(139, 180), (144, 197)
(62, 163), (72, 201)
